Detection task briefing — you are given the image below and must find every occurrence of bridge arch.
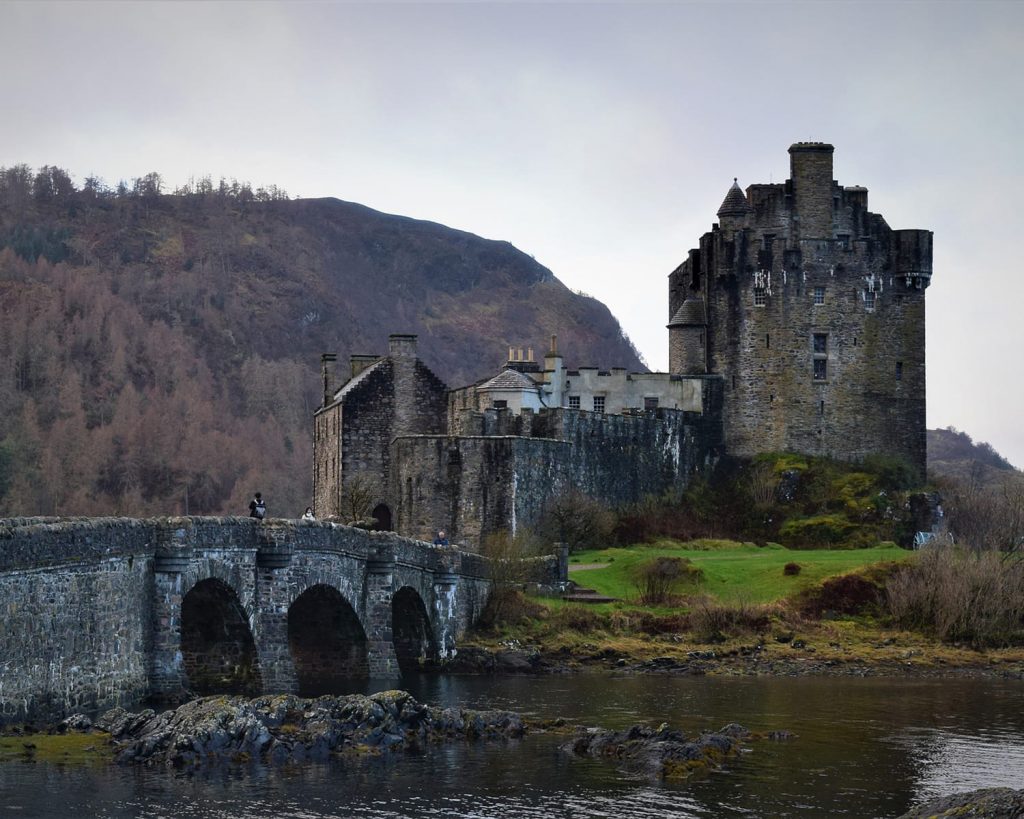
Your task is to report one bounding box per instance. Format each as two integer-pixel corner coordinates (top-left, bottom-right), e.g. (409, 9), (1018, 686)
(287, 583), (368, 695)
(181, 577), (262, 695)
(391, 585), (437, 674)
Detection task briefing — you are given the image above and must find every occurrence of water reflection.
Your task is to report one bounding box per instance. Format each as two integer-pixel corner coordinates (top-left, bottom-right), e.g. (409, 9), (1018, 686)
(2, 675), (1023, 818)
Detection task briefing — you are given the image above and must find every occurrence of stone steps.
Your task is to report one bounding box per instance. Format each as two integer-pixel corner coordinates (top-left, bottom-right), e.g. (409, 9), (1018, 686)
(563, 587), (618, 604)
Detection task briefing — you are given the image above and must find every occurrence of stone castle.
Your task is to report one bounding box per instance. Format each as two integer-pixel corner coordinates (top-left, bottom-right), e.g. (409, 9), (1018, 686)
(313, 143), (932, 546)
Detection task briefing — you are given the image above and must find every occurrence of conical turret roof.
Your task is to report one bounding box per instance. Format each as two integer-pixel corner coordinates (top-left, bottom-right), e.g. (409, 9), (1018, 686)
(667, 296), (706, 327)
(717, 178), (750, 218)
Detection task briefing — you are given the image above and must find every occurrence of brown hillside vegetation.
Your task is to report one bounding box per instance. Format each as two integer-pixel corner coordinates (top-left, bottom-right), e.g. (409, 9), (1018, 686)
(0, 165), (643, 517)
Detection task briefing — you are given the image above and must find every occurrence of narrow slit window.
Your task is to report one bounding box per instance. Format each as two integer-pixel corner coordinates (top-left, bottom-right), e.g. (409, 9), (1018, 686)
(766, 333), (770, 349)
(896, 361), (903, 381)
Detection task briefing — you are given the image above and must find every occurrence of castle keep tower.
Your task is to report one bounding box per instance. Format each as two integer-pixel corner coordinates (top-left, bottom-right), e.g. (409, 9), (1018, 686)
(668, 143), (932, 475)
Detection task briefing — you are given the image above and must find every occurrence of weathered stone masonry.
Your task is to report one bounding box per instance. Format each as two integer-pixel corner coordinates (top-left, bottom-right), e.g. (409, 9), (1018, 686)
(0, 516), (490, 726)
(669, 143), (932, 475)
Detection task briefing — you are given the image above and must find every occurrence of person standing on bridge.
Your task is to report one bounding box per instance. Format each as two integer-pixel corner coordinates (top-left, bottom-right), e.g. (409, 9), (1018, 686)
(433, 530), (449, 547)
(249, 493), (267, 521)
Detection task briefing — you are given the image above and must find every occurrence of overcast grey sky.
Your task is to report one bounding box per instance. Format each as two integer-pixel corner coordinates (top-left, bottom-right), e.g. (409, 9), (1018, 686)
(2, 0), (1023, 468)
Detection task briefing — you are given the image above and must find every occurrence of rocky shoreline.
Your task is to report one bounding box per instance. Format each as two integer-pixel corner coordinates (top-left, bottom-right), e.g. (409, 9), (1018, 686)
(445, 644), (1024, 680)
(51, 690), (525, 767)
(5, 689), (789, 783)
(563, 721), (792, 780)
(898, 787), (1024, 818)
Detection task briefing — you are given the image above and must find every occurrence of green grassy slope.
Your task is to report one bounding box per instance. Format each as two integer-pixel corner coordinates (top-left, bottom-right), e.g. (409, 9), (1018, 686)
(570, 541), (909, 604)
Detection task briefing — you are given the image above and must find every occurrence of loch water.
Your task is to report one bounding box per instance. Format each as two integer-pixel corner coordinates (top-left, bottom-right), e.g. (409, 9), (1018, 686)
(2, 674), (1024, 818)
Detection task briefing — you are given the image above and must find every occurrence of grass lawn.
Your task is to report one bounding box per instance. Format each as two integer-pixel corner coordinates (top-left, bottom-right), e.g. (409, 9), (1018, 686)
(569, 540), (910, 604)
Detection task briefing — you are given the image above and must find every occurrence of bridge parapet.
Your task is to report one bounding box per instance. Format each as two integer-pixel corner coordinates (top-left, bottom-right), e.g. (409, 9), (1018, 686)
(0, 516), (492, 726)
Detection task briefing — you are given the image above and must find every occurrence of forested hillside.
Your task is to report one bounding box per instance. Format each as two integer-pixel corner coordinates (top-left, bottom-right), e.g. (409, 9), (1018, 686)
(0, 165), (644, 517)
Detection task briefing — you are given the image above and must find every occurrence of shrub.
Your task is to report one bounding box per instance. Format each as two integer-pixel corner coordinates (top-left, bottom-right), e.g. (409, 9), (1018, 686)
(477, 589), (545, 630)
(547, 603), (606, 634)
(861, 454), (921, 492)
(783, 562), (802, 576)
(885, 547), (1024, 647)
(798, 572), (884, 618)
(779, 514), (857, 548)
(689, 596), (773, 642)
(538, 489), (616, 553)
(633, 556), (703, 605)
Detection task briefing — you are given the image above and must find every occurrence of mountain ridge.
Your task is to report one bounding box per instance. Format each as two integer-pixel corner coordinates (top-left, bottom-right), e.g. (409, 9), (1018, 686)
(0, 166), (645, 517)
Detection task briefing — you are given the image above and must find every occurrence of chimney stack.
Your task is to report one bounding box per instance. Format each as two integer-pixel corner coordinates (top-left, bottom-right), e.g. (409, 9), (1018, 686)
(388, 333), (418, 360)
(321, 353), (337, 406)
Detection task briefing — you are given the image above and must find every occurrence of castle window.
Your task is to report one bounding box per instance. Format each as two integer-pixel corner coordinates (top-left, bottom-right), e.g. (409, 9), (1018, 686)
(813, 333), (828, 381)
(813, 286), (825, 306)
(864, 290), (876, 311)
(568, 395), (580, 410)
(644, 397), (659, 410)
(766, 333), (770, 349)
(896, 361), (903, 381)
(763, 234), (776, 251)
(896, 295), (904, 306)
(837, 234), (851, 250)
(492, 400), (507, 409)
(592, 396), (605, 413)
(820, 400), (825, 416)
(754, 288), (767, 307)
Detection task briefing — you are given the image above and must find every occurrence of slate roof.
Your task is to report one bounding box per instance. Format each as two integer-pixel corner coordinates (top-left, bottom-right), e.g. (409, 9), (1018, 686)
(478, 368), (540, 391)
(717, 179), (750, 218)
(668, 297), (707, 327)
(330, 358), (385, 403)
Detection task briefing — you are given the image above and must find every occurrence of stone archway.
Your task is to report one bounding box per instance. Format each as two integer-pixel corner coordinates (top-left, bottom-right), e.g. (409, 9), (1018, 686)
(391, 586), (437, 674)
(180, 578), (262, 695)
(287, 584), (368, 696)
(372, 503), (393, 532)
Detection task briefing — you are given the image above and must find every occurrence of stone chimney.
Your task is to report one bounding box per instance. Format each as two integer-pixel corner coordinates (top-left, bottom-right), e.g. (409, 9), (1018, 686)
(388, 334), (418, 360)
(542, 334), (565, 406)
(789, 142), (835, 239)
(320, 353), (337, 406)
(350, 354), (379, 379)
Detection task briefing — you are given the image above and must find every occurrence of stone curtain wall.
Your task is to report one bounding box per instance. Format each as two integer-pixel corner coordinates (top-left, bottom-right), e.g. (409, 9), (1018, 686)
(0, 517), (489, 725)
(391, 389), (723, 546)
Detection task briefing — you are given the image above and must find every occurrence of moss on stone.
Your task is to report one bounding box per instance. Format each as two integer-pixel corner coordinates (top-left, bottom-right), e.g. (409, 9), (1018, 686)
(0, 731), (113, 765)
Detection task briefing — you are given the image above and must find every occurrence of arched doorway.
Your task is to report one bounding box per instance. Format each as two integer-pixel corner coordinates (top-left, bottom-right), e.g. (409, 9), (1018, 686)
(288, 584), (368, 696)
(180, 578), (262, 695)
(372, 503), (393, 531)
(392, 587), (437, 675)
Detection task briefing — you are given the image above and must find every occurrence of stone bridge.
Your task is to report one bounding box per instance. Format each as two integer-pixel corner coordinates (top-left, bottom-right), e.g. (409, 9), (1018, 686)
(0, 516), (492, 725)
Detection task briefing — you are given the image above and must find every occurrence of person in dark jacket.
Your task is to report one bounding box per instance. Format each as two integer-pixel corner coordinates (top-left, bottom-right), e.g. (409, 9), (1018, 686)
(433, 530), (449, 547)
(249, 493), (266, 520)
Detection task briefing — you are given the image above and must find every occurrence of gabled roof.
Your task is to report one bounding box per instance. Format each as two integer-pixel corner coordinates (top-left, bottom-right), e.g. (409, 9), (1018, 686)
(478, 368), (541, 392)
(330, 358), (385, 403)
(717, 178), (750, 218)
(668, 297), (707, 327)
